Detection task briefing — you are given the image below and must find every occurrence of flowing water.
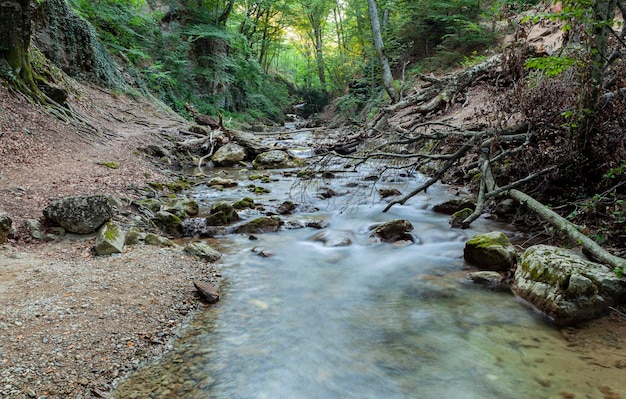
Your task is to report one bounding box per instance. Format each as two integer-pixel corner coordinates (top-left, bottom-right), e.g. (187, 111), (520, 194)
(113, 127), (625, 399)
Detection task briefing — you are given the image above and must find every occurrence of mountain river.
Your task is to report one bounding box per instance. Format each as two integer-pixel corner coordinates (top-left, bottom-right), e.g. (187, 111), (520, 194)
(112, 126), (625, 399)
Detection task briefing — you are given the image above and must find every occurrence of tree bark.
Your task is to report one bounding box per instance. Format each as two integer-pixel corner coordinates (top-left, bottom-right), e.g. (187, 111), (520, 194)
(367, 0), (398, 103)
(0, 0), (40, 94)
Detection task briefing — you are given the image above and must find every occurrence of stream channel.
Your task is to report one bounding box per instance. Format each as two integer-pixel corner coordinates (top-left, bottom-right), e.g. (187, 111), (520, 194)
(113, 124), (621, 398)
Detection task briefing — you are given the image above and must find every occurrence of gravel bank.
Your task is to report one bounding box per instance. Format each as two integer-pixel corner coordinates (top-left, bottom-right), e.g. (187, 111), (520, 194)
(0, 238), (220, 398)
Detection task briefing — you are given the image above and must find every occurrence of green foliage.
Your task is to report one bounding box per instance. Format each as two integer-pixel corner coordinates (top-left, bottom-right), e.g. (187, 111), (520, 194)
(525, 56), (579, 76)
(395, 0), (497, 69)
(69, 0), (157, 66)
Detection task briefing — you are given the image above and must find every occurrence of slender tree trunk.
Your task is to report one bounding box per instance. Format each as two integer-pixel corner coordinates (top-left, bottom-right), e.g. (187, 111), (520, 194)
(366, 0), (398, 103)
(577, 0), (615, 157)
(308, 14), (327, 95)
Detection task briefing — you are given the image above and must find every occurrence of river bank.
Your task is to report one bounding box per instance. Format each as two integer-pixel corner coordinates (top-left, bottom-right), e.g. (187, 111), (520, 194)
(0, 84), (222, 398)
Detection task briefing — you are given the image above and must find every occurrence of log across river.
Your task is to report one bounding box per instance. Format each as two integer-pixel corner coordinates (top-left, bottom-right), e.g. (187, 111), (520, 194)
(112, 124), (625, 399)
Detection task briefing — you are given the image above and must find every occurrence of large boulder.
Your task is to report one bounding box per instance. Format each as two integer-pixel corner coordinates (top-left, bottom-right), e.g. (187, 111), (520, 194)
(95, 221), (125, 256)
(0, 211), (12, 244)
(463, 231), (516, 271)
(43, 195), (113, 234)
(512, 245), (626, 325)
(212, 143), (247, 166)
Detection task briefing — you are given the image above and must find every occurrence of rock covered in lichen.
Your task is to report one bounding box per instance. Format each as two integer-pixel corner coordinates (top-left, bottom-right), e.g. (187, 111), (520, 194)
(43, 195), (114, 234)
(512, 244), (626, 325)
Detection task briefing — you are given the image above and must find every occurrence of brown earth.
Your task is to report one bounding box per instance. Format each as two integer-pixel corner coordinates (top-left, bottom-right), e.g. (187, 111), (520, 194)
(0, 82), (222, 398)
(0, 72), (625, 399)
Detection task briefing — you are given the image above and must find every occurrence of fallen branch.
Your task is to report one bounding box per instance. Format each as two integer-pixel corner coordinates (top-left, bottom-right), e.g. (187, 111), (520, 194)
(505, 188), (626, 271)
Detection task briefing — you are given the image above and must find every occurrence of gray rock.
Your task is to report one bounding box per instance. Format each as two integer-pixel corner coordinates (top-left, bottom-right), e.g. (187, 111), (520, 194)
(230, 130), (269, 155)
(194, 280), (220, 303)
(212, 143), (247, 166)
(95, 221), (125, 256)
(370, 219), (414, 243)
(0, 211), (12, 244)
(184, 241), (222, 262)
(433, 198), (476, 215)
(182, 218), (226, 238)
(144, 233), (177, 247)
(206, 177), (238, 187)
(512, 244), (626, 325)
(23, 219), (42, 240)
(253, 150), (303, 169)
(463, 231), (516, 271)
(232, 216), (283, 234)
(43, 195), (114, 234)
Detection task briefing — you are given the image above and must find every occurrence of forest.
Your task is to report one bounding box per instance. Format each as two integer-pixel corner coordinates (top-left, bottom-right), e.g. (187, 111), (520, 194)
(2, 0), (626, 397)
(1, 0), (625, 268)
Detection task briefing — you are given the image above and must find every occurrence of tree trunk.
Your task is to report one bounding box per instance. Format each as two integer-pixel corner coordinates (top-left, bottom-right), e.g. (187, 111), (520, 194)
(0, 0), (40, 94)
(366, 0), (398, 103)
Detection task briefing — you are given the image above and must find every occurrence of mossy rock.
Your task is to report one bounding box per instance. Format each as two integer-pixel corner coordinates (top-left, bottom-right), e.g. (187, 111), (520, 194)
(233, 197), (255, 209)
(247, 185), (271, 194)
(144, 233), (177, 247)
(463, 231), (516, 271)
(95, 221), (125, 256)
(125, 226), (144, 245)
(449, 208), (474, 228)
(151, 210), (183, 236)
(184, 241), (222, 262)
(136, 198), (162, 213)
(513, 244), (626, 325)
(206, 202), (240, 226)
(163, 198), (199, 218)
(0, 212), (12, 244)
